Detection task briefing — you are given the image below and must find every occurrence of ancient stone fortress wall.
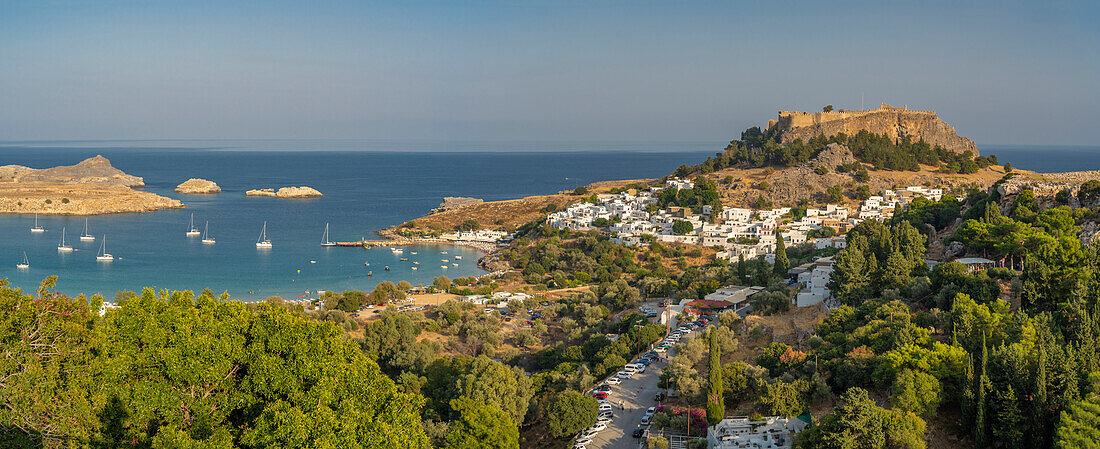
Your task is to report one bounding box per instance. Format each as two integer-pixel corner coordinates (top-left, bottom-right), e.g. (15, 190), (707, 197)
(765, 103), (977, 155)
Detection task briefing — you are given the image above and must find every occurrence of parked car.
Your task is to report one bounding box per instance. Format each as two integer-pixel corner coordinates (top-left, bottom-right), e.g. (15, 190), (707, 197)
(575, 435), (594, 445)
(644, 407), (656, 417)
(599, 403), (613, 412)
(592, 391), (608, 399)
(606, 377), (622, 385)
(589, 422), (607, 432)
(640, 415), (652, 425)
(632, 428), (646, 438)
(597, 415), (613, 424)
(594, 384), (612, 392)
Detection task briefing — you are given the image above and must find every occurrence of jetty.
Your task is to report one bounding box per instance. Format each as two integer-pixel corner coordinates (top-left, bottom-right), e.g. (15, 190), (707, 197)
(335, 240), (376, 248)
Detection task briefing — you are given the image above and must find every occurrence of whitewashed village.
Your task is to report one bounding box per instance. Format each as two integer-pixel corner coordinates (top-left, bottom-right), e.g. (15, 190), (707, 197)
(545, 178), (948, 311)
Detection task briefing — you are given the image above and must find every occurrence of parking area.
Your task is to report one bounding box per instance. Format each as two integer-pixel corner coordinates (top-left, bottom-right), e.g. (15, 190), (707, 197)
(573, 320), (704, 449)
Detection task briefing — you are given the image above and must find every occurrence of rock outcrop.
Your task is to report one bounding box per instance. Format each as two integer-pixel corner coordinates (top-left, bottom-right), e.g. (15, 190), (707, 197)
(174, 178), (221, 194)
(431, 197), (484, 213)
(767, 103), (978, 155)
(0, 155), (145, 187)
(246, 186), (324, 198)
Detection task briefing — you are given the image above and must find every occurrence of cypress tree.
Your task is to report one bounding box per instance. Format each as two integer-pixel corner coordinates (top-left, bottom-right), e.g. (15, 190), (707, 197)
(737, 254), (748, 283)
(773, 230), (789, 277)
(963, 353), (976, 429)
(976, 333), (990, 447)
(976, 373), (991, 447)
(1032, 341), (1050, 447)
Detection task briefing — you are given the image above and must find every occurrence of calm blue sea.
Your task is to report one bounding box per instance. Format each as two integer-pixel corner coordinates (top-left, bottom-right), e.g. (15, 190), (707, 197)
(0, 140), (718, 301)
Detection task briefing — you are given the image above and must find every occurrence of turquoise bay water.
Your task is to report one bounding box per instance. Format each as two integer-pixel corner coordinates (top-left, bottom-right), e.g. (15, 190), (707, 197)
(0, 141), (717, 300)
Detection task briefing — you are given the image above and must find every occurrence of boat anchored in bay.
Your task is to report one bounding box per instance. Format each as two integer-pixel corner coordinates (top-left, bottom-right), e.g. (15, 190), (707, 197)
(80, 218), (95, 241)
(17, 252), (29, 269)
(31, 214), (45, 233)
(256, 221), (273, 248)
(202, 222), (216, 245)
(186, 213), (201, 237)
(57, 227), (73, 252)
(96, 236), (114, 261)
(321, 223), (336, 247)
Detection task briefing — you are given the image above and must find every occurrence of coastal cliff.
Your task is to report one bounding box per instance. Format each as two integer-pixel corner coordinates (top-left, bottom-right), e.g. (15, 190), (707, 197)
(245, 186), (324, 198)
(0, 156), (184, 215)
(175, 178), (221, 194)
(767, 103), (978, 155)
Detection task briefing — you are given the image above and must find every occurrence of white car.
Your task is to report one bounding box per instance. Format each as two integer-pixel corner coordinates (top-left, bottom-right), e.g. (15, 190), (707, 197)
(589, 422), (607, 432)
(599, 403), (613, 412)
(606, 377), (622, 385)
(597, 415), (613, 424)
(616, 371), (631, 379)
(576, 435), (594, 445)
(644, 407), (656, 417)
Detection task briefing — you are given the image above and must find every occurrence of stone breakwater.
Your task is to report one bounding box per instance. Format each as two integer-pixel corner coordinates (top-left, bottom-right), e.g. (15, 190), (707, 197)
(0, 183), (184, 215)
(245, 186), (324, 198)
(174, 178), (222, 194)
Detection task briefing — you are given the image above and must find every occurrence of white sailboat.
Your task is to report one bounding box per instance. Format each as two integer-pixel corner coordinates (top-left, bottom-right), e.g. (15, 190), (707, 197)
(321, 223), (336, 247)
(454, 255), (462, 260)
(201, 221), (215, 245)
(57, 227), (73, 252)
(30, 214), (45, 233)
(256, 221), (272, 248)
(17, 252), (29, 269)
(96, 236), (114, 261)
(186, 213), (201, 236)
(80, 218), (96, 241)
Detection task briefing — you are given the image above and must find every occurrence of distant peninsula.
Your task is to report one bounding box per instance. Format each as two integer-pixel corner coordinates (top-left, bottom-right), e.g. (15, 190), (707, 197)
(0, 156), (184, 215)
(245, 186), (324, 198)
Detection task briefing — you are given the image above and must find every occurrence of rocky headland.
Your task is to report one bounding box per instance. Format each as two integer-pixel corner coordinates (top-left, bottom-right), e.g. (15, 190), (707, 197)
(174, 178), (221, 194)
(245, 186), (324, 198)
(768, 103), (978, 154)
(0, 156), (182, 215)
(0, 155), (145, 187)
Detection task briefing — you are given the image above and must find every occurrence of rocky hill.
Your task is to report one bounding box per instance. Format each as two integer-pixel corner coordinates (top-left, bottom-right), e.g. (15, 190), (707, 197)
(0, 155), (145, 187)
(714, 144), (1013, 208)
(767, 103), (977, 154)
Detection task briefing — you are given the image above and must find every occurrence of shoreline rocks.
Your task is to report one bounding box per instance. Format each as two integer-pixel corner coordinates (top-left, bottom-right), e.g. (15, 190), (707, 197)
(174, 178), (221, 194)
(246, 186), (324, 198)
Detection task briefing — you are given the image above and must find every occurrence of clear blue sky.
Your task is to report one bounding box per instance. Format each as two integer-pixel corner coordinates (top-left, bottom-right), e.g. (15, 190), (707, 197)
(1, 0), (1097, 145)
